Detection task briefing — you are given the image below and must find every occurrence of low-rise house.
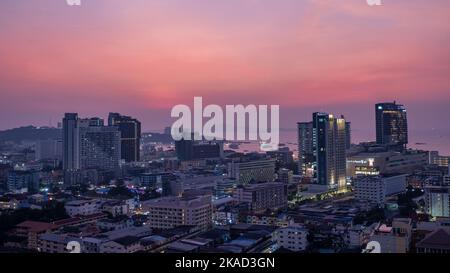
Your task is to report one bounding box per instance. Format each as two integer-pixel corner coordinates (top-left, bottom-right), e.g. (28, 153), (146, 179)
(165, 241), (200, 253)
(244, 213), (291, 227)
(12, 221), (58, 250)
(416, 229), (450, 253)
(272, 223), (308, 252)
(38, 233), (81, 253)
(370, 218), (412, 253)
(96, 217), (134, 232)
(100, 236), (142, 253)
(140, 235), (168, 251)
(345, 224), (377, 249)
(82, 225), (153, 253)
(102, 201), (129, 217)
(65, 199), (102, 217)
(52, 212), (107, 228)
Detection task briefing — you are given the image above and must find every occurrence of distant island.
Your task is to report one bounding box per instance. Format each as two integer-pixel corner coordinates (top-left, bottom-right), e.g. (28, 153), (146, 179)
(0, 126), (61, 143)
(0, 126), (174, 144)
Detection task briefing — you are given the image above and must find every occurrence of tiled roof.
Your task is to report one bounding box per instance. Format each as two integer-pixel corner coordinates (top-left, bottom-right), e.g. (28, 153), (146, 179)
(16, 221), (58, 232)
(416, 229), (450, 250)
(113, 236), (140, 247)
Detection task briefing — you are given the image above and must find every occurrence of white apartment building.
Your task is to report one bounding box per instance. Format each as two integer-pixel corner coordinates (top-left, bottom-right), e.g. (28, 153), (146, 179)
(354, 174), (407, 205)
(101, 201), (129, 218)
(39, 233), (81, 253)
(65, 199), (102, 217)
(96, 217), (134, 232)
(141, 195), (212, 231)
(347, 151), (428, 177)
(272, 224), (308, 252)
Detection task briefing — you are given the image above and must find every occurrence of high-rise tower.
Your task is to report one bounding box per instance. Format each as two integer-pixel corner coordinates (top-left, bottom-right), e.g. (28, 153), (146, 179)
(375, 102), (408, 151)
(108, 113), (141, 162)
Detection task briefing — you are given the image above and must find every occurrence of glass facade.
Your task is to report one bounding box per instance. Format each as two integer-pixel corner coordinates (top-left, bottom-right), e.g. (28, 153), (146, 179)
(376, 102), (408, 151)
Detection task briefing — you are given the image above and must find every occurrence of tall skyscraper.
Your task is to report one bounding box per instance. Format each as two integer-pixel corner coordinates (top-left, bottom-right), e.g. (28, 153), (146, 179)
(345, 121), (352, 149)
(78, 119), (121, 171)
(297, 122), (314, 176)
(63, 113), (79, 171)
(298, 113), (347, 190)
(313, 113), (347, 189)
(63, 113), (121, 173)
(108, 113), (141, 162)
(375, 102), (408, 151)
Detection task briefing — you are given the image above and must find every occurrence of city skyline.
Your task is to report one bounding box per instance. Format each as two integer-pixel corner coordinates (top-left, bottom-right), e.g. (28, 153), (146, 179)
(1, 1), (450, 258)
(0, 1), (449, 151)
(1, 100), (449, 155)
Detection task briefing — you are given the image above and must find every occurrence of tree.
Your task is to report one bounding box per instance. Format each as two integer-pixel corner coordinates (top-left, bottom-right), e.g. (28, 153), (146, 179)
(353, 207), (385, 225)
(397, 186), (422, 217)
(140, 189), (161, 201)
(108, 185), (135, 199)
(0, 201), (69, 244)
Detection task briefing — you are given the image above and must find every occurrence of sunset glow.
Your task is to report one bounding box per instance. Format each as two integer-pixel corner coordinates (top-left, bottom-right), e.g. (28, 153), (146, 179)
(1, 0), (449, 150)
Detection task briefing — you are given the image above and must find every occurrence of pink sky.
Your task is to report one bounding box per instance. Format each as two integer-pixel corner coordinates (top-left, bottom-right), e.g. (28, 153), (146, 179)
(0, 0), (450, 151)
